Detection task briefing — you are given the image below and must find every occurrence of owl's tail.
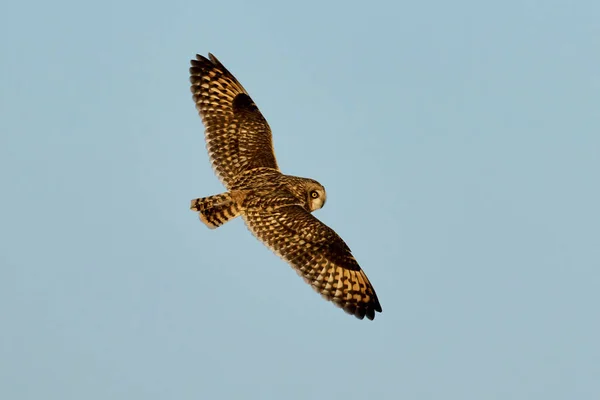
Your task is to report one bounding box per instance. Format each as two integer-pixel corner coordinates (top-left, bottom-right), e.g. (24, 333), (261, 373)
(190, 192), (241, 229)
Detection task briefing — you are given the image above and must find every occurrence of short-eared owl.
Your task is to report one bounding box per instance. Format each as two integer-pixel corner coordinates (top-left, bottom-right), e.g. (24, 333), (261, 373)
(189, 53), (382, 320)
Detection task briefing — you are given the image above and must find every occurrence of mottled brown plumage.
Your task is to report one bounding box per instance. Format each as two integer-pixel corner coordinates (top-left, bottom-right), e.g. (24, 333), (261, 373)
(189, 53), (382, 320)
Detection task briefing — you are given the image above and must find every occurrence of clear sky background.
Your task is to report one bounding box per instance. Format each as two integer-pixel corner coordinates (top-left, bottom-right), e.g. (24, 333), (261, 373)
(1, 0), (599, 399)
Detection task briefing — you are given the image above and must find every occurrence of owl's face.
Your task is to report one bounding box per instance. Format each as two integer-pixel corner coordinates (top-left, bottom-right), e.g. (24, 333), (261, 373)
(306, 183), (327, 211)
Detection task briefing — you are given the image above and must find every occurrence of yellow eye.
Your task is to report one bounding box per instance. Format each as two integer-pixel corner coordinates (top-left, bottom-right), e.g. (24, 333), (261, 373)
(310, 190), (319, 199)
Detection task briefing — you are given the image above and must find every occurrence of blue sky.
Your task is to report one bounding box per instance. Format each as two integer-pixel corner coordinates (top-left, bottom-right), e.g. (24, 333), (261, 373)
(1, 0), (599, 399)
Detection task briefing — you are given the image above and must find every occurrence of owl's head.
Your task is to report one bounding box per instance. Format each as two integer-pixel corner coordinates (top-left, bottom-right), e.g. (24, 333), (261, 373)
(306, 182), (327, 212)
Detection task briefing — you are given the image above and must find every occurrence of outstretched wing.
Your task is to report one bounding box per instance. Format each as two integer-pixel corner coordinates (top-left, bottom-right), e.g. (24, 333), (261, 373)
(190, 54), (279, 189)
(243, 206), (382, 320)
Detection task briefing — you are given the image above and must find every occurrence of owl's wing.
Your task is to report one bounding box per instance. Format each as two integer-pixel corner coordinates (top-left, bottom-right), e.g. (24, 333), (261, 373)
(190, 54), (279, 189)
(243, 206), (382, 320)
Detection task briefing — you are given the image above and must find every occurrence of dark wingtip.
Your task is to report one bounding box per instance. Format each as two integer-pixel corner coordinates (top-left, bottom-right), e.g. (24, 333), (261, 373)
(191, 53), (210, 66)
(340, 302), (381, 321)
(208, 53), (227, 70)
(190, 53), (220, 71)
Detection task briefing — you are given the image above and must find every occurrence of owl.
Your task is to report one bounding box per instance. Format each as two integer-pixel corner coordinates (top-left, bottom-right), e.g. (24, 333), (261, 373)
(189, 53), (382, 320)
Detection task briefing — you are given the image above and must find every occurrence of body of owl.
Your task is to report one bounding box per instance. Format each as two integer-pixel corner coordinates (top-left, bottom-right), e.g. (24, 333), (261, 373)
(191, 169), (325, 229)
(189, 53), (382, 320)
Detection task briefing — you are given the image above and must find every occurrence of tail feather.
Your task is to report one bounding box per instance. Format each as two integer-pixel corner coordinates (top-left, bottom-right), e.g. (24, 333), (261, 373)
(190, 193), (241, 229)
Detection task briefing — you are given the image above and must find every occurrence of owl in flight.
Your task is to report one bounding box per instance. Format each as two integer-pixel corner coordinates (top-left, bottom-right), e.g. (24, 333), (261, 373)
(189, 53), (382, 320)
